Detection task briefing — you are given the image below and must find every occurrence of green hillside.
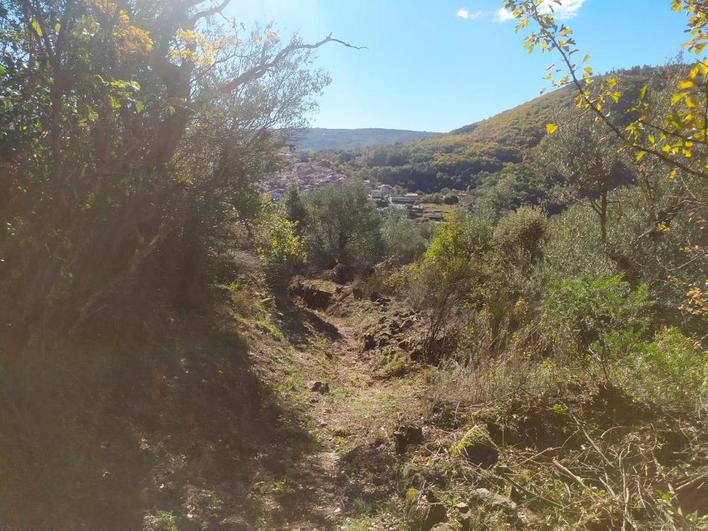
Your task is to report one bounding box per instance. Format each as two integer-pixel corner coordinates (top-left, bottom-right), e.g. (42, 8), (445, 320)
(329, 66), (659, 195)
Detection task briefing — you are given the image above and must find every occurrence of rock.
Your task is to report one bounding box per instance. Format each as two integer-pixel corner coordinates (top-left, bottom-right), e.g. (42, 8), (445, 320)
(352, 286), (364, 299)
(470, 488), (517, 512)
(362, 333), (376, 351)
(408, 491), (447, 531)
(401, 317), (415, 330)
(430, 524), (455, 531)
(394, 425), (424, 454)
(290, 279), (338, 309)
(451, 426), (498, 468)
(310, 381), (330, 394)
(454, 501), (470, 513)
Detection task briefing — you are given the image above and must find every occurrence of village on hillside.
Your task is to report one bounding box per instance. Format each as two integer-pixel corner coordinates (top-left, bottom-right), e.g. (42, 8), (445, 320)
(260, 147), (464, 222)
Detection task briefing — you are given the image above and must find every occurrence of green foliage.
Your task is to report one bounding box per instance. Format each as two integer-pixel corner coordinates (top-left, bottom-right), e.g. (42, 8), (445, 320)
(542, 203), (618, 280)
(626, 328), (707, 409)
(381, 210), (430, 266)
(492, 206), (548, 268)
(256, 200), (304, 287)
(410, 211), (494, 349)
(283, 185), (309, 232)
(542, 275), (652, 360)
(0, 1), (330, 343)
(304, 183), (383, 269)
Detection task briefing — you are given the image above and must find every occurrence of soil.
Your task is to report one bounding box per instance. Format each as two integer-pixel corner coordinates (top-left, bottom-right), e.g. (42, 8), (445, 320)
(0, 284), (426, 530)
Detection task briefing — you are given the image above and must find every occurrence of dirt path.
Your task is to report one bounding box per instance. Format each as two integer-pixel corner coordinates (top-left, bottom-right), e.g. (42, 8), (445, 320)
(259, 298), (427, 530)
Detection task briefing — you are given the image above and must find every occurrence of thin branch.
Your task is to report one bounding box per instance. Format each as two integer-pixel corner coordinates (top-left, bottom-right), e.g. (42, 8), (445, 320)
(220, 34), (365, 94)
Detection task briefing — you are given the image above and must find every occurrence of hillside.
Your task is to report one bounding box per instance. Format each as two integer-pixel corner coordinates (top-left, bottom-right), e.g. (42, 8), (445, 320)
(328, 66), (659, 194)
(288, 128), (442, 151)
(3, 1), (706, 527)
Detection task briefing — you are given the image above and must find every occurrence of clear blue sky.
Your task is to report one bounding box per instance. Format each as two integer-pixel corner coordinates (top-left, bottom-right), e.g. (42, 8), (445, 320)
(229, 0), (689, 132)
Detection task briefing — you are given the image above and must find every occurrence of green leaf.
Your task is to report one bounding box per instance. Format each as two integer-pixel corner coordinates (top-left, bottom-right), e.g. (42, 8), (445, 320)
(54, 22), (62, 33)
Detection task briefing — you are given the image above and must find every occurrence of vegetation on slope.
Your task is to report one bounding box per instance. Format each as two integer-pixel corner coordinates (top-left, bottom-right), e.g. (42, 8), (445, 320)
(322, 66), (672, 200)
(0, 1), (706, 530)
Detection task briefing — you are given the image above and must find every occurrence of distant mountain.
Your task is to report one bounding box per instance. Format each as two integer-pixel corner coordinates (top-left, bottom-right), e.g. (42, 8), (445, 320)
(288, 128), (442, 151)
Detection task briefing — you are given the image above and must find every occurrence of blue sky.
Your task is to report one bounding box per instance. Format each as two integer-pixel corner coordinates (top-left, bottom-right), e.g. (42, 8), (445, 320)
(229, 1), (689, 132)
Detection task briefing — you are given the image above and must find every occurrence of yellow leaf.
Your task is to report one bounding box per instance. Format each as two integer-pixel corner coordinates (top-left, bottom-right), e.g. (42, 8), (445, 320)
(639, 84), (647, 100)
(678, 79), (695, 89)
(30, 19), (43, 37)
(546, 123), (559, 135)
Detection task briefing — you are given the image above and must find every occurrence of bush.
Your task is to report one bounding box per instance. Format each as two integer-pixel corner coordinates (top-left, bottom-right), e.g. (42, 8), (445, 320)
(413, 212), (493, 349)
(381, 210), (430, 265)
(492, 206), (548, 266)
(626, 328), (707, 411)
(542, 203), (618, 280)
(542, 275), (652, 362)
(255, 200), (304, 288)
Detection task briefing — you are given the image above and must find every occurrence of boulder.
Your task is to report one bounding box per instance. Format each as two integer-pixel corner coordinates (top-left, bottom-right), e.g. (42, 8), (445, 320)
(451, 426), (498, 468)
(407, 489), (448, 531)
(470, 488), (517, 512)
(331, 263), (352, 284)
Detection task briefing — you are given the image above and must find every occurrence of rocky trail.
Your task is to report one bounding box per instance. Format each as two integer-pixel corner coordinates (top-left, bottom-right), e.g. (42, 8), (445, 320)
(247, 280), (429, 530)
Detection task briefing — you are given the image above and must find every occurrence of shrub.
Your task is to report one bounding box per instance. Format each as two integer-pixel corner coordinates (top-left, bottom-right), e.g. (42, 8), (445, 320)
(542, 275), (652, 362)
(255, 200), (304, 288)
(492, 206), (548, 266)
(415, 212), (493, 348)
(542, 203), (618, 280)
(304, 183), (383, 269)
(381, 210), (429, 265)
(626, 328), (707, 411)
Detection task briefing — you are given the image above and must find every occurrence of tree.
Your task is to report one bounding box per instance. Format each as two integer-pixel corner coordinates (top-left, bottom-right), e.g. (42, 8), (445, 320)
(538, 110), (631, 243)
(283, 185), (309, 233)
(381, 209), (429, 265)
(412, 211), (493, 351)
(504, 0), (708, 181)
(304, 183), (383, 268)
(0, 0), (356, 345)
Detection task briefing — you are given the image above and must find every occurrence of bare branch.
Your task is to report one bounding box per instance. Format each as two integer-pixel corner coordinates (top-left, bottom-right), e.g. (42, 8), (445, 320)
(220, 34), (365, 94)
